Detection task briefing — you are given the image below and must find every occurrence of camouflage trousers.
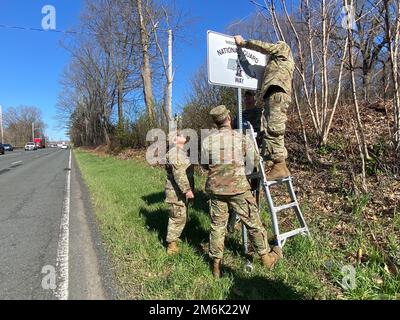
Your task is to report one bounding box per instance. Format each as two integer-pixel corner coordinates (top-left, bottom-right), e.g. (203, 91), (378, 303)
(209, 191), (269, 259)
(261, 90), (291, 163)
(166, 200), (187, 243)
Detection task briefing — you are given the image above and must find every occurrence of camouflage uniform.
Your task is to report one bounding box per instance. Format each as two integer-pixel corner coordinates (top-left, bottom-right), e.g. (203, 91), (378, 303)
(233, 107), (263, 190)
(202, 105), (269, 260)
(240, 40), (295, 162)
(165, 146), (194, 244)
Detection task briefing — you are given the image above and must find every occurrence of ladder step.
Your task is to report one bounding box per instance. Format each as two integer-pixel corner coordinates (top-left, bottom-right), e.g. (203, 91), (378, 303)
(244, 122), (311, 248)
(274, 202), (298, 212)
(278, 228), (308, 240)
(264, 176), (292, 187)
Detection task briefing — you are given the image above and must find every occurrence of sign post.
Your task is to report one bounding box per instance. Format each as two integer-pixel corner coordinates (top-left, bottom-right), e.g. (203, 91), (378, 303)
(237, 89), (242, 133)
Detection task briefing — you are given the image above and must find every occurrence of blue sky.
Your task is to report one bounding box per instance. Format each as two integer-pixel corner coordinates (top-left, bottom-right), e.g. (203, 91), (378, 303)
(0, 0), (257, 141)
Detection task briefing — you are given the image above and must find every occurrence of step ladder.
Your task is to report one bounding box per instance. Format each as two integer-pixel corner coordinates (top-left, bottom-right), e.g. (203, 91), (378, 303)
(243, 122), (310, 250)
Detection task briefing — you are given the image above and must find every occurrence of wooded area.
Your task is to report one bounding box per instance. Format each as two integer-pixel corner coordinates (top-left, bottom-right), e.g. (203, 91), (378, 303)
(60, 0), (400, 193)
(57, 0), (185, 148)
(2, 106), (46, 146)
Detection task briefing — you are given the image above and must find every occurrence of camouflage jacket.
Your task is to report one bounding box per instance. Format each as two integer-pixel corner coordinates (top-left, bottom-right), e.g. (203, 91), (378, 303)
(165, 146), (194, 204)
(241, 40), (294, 105)
(201, 124), (259, 195)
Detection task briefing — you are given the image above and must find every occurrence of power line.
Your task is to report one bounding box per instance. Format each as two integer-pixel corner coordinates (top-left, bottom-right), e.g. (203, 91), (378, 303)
(0, 23), (87, 35)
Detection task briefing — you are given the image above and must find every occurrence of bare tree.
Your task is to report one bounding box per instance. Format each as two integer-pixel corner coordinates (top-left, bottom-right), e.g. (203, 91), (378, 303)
(253, 0), (349, 147)
(344, 0), (370, 161)
(136, 0), (156, 123)
(59, 38), (116, 146)
(384, 0), (400, 149)
(353, 0), (387, 101)
(3, 106), (46, 146)
(58, 0), (189, 147)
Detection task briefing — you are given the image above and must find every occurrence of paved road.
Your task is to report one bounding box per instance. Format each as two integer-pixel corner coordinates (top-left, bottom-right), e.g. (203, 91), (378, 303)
(0, 149), (115, 300)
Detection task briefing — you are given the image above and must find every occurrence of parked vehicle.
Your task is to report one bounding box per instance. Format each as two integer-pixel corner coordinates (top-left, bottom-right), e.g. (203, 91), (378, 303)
(25, 142), (37, 151)
(0, 144), (4, 155)
(3, 144), (14, 151)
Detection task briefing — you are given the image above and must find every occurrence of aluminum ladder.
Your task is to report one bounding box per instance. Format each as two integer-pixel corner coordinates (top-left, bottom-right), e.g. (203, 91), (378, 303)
(244, 122), (311, 248)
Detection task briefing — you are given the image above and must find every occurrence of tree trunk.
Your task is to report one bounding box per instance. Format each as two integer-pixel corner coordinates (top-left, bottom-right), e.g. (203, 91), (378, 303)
(321, 0), (329, 129)
(117, 75), (124, 126)
(136, 0), (155, 124)
(346, 0), (370, 160)
(363, 67), (371, 102)
(384, 0), (400, 148)
(293, 87), (313, 164)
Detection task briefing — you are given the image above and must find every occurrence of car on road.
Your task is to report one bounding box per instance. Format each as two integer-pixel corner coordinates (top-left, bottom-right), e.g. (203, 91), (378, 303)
(25, 142), (37, 151)
(3, 144), (14, 151)
(61, 144), (68, 149)
(0, 144), (4, 155)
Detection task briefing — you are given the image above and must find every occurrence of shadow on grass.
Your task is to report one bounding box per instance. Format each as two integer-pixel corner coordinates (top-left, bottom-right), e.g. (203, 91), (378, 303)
(140, 189), (210, 256)
(224, 266), (304, 300)
(140, 190), (303, 300)
(140, 189), (266, 260)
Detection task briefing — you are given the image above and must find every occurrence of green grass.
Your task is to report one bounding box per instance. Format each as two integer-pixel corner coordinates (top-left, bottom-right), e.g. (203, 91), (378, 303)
(74, 149), (400, 300)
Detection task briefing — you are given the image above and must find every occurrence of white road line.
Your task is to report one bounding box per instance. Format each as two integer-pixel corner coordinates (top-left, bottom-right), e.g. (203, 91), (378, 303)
(55, 149), (71, 300)
(10, 161), (22, 166)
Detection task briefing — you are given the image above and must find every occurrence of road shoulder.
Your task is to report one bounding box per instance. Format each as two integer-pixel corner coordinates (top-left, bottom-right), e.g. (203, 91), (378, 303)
(69, 152), (120, 300)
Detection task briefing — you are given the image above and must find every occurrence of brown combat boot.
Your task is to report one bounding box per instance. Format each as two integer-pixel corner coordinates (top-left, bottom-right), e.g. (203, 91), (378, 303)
(261, 246), (283, 269)
(265, 161), (291, 180)
(166, 241), (179, 255)
(212, 258), (222, 278)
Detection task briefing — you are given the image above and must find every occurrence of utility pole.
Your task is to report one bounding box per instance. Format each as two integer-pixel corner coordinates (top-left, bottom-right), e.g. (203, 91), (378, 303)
(32, 122), (35, 142)
(0, 104), (4, 144)
(167, 29), (173, 122)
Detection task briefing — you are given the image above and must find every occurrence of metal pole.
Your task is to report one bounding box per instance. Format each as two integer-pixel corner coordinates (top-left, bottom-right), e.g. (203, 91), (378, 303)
(0, 105), (4, 144)
(168, 29), (173, 123)
(237, 88), (250, 262)
(237, 89), (243, 133)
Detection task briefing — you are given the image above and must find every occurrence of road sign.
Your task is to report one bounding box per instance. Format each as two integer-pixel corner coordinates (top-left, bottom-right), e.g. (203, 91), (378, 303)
(207, 30), (266, 90)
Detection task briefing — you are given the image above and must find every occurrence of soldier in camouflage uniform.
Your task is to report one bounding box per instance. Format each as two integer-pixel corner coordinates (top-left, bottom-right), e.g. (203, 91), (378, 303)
(230, 90), (262, 232)
(202, 105), (282, 278)
(234, 35), (295, 180)
(165, 133), (194, 255)
(233, 90), (263, 143)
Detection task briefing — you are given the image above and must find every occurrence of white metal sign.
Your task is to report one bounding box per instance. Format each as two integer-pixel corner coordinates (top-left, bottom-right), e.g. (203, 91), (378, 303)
(207, 30), (266, 90)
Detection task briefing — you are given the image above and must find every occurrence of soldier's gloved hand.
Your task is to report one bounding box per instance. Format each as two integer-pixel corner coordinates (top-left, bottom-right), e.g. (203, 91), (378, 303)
(186, 190), (194, 200)
(234, 35), (245, 46)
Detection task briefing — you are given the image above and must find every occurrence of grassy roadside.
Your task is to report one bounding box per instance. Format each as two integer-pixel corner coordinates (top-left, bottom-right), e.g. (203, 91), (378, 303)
(74, 149), (400, 300)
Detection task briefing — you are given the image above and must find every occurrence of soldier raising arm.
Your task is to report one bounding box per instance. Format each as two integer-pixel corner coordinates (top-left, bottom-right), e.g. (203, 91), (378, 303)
(234, 35), (295, 181)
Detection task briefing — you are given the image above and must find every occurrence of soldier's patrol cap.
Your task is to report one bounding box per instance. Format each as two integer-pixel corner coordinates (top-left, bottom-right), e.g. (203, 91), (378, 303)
(210, 105), (230, 123)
